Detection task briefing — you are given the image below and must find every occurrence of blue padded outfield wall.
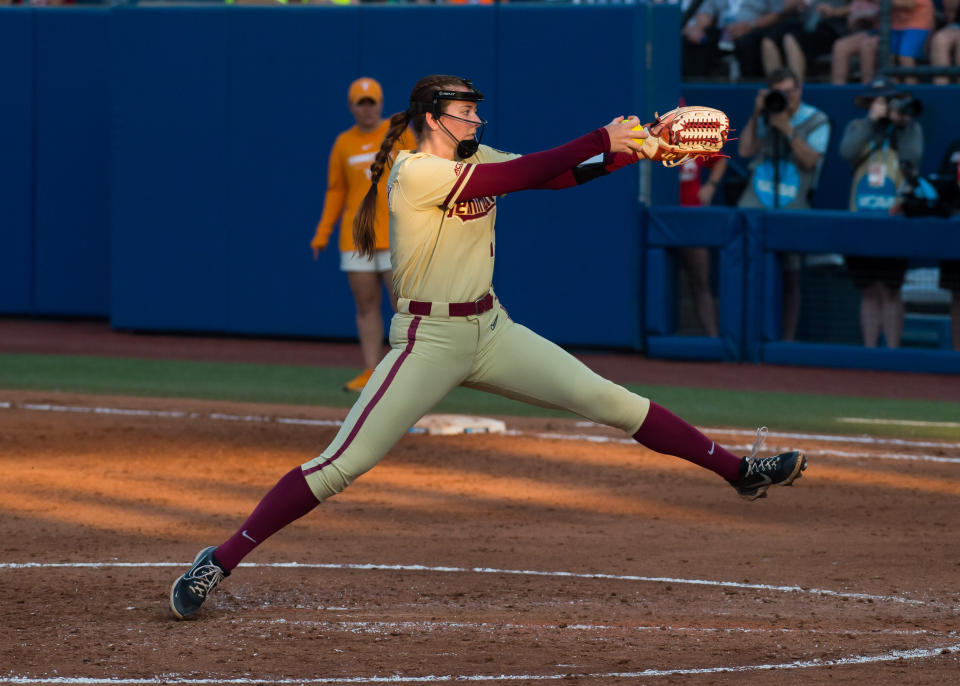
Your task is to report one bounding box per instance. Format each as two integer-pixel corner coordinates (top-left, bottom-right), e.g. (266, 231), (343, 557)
(644, 207), (745, 362)
(35, 9), (112, 316)
(0, 8), (112, 316)
(0, 9), (36, 314)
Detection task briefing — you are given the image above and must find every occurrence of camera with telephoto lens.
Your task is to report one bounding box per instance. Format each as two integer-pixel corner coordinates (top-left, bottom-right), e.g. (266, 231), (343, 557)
(887, 94), (923, 118)
(763, 90), (788, 115)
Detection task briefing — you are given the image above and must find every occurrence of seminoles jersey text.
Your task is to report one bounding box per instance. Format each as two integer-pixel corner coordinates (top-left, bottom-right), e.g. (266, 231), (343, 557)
(447, 196), (496, 221)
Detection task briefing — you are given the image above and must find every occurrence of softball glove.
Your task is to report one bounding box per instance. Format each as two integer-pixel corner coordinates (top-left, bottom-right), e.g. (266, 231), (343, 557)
(636, 106), (731, 168)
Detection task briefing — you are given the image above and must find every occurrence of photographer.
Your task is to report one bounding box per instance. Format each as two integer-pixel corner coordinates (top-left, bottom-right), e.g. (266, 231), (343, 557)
(738, 67), (831, 341)
(839, 78), (924, 348)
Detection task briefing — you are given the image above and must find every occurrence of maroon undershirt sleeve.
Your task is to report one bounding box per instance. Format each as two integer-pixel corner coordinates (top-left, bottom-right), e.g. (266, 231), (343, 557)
(534, 151), (639, 190)
(455, 128), (611, 202)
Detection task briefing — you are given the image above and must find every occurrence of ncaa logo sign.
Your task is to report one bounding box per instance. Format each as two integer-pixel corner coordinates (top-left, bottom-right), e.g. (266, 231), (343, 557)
(854, 175), (896, 214)
(753, 160), (800, 208)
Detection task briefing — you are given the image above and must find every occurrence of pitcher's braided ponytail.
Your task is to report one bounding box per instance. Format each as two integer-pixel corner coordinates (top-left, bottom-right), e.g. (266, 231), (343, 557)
(353, 111), (411, 259)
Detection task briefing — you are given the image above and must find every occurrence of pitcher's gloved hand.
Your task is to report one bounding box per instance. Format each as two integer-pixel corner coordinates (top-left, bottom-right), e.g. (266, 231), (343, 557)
(634, 106), (731, 168)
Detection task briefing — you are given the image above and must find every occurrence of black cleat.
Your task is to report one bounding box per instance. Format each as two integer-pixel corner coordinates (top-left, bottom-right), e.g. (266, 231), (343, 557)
(170, 546), (229, 619)
(728, 428), (807, 501)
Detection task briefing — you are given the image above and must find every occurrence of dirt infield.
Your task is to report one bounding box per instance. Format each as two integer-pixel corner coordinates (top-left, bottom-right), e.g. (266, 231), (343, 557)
(2, 389), (959, 684)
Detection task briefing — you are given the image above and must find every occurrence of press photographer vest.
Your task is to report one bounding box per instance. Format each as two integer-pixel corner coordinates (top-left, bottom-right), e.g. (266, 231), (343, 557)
(739, 110), (830, 210)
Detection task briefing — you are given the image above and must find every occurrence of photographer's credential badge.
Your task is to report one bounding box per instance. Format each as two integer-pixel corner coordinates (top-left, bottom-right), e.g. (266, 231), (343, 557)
(852, 144), (900, 213)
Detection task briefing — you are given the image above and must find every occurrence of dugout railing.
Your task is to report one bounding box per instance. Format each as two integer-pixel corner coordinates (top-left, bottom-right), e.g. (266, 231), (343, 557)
(642, 206), (960, 373)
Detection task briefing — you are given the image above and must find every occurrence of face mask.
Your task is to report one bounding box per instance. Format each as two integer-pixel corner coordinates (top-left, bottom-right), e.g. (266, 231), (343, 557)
(458, 138), (480, 159)
(410, 80), (487, 159)
(436, 112), (486, 159)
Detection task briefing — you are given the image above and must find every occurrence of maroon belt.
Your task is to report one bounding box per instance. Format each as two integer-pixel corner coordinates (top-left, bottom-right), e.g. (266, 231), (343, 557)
(406, 293), (495, 317)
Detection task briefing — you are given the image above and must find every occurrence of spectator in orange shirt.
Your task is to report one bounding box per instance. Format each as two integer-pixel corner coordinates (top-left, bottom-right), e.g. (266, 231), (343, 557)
(831, 0), (934, 84)
(311, 78), (417, 392)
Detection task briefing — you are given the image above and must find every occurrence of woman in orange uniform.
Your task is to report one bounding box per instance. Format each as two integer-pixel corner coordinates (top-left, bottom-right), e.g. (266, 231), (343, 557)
(311, 77), (417, 391)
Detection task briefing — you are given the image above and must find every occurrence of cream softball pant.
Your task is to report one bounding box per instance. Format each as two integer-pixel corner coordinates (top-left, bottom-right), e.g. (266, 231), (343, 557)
(301, 299), (651, 501)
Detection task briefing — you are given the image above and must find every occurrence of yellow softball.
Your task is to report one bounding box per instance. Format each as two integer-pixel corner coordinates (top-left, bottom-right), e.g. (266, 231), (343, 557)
(631, 122), (646, 145)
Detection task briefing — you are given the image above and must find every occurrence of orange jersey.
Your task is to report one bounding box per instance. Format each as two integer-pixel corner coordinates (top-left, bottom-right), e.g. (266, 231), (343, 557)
(893, 0), (933, 30)
(312, 122), (416, 253)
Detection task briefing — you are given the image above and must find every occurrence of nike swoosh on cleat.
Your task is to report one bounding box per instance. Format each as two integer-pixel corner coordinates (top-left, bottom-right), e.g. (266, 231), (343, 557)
(242, 530), (257, 543)
(707, 441), (715, 455)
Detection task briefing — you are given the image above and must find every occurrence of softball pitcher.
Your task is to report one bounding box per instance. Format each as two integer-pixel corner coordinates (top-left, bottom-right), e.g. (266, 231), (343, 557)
(311, 78), (417, 392)
(171, 75), (806, 619)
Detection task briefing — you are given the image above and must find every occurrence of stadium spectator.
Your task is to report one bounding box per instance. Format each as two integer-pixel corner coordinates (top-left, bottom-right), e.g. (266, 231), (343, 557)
(839, 78), (923, 348)
(683, 0), (805, 80)
(760, 0), (853, 82)
(677, 154), (727, 337)
(931, 0), (960, 84)
(830, 0), (881, 83)
(737, 67), (830, 341)
(831, 0), (934, 85)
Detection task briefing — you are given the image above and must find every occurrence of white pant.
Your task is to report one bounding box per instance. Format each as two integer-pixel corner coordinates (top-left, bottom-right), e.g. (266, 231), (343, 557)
(301, 300), (651, 501)
(340, 249), (391, 273)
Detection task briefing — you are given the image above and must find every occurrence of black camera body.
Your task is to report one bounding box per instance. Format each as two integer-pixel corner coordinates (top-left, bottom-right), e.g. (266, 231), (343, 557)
(763, 90), (788, 116)
(887, 94), (923, 119)
(875, 95), (923, 131)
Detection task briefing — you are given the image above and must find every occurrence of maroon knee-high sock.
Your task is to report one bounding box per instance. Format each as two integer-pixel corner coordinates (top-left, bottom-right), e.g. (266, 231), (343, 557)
(632, 402), (743, 481)
(214, 467), (319, 571)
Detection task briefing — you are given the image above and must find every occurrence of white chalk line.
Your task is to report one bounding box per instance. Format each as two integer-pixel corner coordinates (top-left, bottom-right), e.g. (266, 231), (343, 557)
(236, 617), (953, 638)
(1, 643), (958, 684)
(3, 401), (958, 463)
(703, 426), (960, 450)
(839, 417), (960, 429)
(3, 402), (344, 426)
(0, 560), (929, 607)
(516, 430), (960, 464)
(1, 557), (954, 681)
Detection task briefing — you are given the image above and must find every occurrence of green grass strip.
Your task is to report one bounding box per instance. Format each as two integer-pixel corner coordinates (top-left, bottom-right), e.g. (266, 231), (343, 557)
(1, 353), (958, 441)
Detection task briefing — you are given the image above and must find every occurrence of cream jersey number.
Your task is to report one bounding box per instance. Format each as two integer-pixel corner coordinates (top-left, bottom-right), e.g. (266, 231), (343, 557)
(387, 144), (520, 304)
